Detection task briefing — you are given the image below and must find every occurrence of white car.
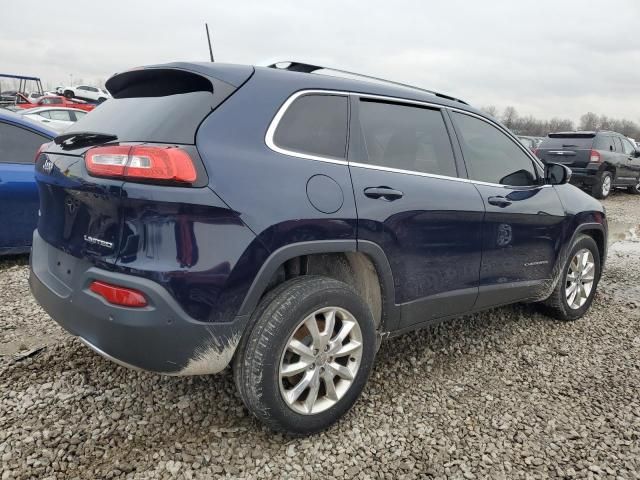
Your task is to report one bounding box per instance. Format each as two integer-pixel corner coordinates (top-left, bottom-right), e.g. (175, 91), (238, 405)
(18, 106), (88, 133)
(61, 85), (110, 103)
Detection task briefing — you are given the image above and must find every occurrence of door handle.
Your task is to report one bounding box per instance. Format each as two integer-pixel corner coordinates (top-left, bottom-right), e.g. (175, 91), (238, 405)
(487, 196), (512, 208)
(363, 186), (404, 201)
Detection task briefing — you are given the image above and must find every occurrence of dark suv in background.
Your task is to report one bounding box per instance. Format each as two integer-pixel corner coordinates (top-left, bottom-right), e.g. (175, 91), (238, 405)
(536, 131), (640, 198)
(30, 61), (607, 434)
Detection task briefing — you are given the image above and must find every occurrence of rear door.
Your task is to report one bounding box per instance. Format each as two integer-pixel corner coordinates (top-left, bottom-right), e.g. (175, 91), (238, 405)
(619, 136), (640, 184)
(449, 111), (566, 307)
(0, 121), (49, 252)
(349, 97), (485, 329)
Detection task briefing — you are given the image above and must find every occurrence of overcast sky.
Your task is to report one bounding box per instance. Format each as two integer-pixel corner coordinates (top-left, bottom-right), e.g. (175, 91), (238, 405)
(2, 0), (639, 123)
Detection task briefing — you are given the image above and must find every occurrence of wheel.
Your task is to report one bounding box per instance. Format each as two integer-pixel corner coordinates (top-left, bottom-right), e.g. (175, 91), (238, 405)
(233, 276), (376, 435)
(541, 234), (601, 321)
(627, 178), (640, 195)
(64, 90), (74, 99)
(592, 171), (612, 199)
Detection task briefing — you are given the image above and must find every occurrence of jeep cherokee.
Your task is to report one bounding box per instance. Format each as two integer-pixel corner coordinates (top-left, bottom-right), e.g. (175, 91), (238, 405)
(29, 61), (608, 434)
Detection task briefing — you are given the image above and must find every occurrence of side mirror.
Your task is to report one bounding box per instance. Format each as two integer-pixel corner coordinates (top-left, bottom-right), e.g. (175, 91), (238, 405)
(545, 162), (572, 185)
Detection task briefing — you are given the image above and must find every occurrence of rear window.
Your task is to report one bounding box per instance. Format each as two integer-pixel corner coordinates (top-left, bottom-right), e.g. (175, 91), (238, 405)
(62, 70), (238, 144)
(539, 137), (593, 149)
(273, 94), (348, 159)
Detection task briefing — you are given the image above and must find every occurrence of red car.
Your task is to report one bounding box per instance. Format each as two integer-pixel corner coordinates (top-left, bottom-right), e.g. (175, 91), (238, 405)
(15, 94), (95, 112)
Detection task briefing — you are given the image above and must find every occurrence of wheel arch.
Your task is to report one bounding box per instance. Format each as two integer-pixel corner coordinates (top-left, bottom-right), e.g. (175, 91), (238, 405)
(237, 240), (398, 331)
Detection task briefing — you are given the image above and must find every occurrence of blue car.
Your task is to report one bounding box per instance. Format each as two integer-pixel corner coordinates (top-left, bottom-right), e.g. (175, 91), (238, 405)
(0, 110), (55, 255)
(29, 62), (607, 434)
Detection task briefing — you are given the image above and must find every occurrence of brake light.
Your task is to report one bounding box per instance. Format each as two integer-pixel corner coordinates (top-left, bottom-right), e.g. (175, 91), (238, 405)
(34, 142), (50, 162)
(85, 145), (197, 183)
(589, 149), (601, 163)
(89, 281), (148, 308)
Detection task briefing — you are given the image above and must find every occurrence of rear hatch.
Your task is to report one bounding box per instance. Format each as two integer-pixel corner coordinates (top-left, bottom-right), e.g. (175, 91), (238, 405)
(35, 63), (253, 265)
(536, 133), (595, 167)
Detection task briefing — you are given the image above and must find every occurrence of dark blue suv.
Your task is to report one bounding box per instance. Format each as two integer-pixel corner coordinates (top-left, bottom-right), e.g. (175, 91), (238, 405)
(29, 61), (607, 434)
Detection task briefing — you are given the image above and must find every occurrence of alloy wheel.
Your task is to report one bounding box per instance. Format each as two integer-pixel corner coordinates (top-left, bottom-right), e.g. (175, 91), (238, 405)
(565, 248), (596, 309)
(602, 175), (612, 196)
(279, 307), (363, 415)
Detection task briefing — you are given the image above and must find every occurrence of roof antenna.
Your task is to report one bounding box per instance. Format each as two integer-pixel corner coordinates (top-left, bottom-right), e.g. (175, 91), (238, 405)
(205, 23), (214, 62)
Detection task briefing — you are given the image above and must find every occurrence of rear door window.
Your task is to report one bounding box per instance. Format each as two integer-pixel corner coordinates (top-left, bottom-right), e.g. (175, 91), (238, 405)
(273, 94), (348, 159)
(356, 99), (457, 177)
(452, 112), (538, 186)
(614, 137), (623, 152)
(0, 122), (49, 164)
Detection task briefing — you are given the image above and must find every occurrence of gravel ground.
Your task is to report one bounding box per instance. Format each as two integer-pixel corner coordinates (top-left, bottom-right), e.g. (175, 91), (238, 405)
(1, 191), (639, 479)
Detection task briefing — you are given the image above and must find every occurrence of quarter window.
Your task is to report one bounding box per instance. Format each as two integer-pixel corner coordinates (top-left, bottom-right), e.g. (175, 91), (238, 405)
(273, 94), (348, 159)
(594, 135), (615, 152)
(357, 100), (457, 177)
(0, 122), (49, 164)
(452, 112), (537, 186)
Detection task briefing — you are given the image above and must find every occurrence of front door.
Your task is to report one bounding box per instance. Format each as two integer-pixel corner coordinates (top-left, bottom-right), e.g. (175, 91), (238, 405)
(449, 111), (566, 308)
(348, 97), (485, 329)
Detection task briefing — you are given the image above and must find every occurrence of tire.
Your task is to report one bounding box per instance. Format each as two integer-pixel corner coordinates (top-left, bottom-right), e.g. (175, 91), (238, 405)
(541, 234), (601, 321)
(627, 178), (640, 195)
(592, 171), (612, 199)
(233, 276), (376, 435)
(64, 90), (74, 99)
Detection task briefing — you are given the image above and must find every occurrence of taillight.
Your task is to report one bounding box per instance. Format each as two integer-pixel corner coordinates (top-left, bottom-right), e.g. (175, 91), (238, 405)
(34, 142), (50, 162)
(589, 149), (601, 163)
(85, 145), (197, 183)
(89, 281), (148, 308)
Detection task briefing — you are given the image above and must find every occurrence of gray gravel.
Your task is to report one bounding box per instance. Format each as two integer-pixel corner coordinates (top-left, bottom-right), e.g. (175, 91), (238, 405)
(1, 191), (640, 479)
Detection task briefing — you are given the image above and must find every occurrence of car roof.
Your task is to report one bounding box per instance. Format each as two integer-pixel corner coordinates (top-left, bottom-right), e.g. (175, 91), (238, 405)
(550, 130), (620, 136)
(0, 109), (57, 137)
(123, 62), (486, 118)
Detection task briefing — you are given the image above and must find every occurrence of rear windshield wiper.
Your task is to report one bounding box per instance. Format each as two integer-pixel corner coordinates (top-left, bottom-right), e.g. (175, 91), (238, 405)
(54, 131), (118, 149)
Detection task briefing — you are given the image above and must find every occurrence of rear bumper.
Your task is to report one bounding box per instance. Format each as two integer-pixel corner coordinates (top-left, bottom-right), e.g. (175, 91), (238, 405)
(570, 170), (599, 186)
(29, 231), (247, 375)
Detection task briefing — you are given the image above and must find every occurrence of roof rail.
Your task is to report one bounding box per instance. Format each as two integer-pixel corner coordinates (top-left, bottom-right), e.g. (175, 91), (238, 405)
(267, 61), (468, 105)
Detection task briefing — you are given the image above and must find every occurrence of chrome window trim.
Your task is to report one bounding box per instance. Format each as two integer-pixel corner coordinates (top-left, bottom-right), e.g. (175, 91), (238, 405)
(265, 89), (351, 165)
(265, 88), (547, 187)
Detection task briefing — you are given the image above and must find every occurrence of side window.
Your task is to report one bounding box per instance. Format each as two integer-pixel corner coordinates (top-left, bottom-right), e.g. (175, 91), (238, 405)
(594, 135), (615, 152)
(452, 112), (537, 186)
(38, 111), (51, 119)
(357, 100), (457, 177)
(49, 110), (72, 121)
(613, 137), (623, 152)
(71, 111), (86, 121)
(620, 137), (636, 155)
(0, 122), (49, 164)
(272, 94), (348, 159)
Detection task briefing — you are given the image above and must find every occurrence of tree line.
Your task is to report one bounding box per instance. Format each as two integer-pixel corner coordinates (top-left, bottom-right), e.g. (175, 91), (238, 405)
(481, 106), (640, 139)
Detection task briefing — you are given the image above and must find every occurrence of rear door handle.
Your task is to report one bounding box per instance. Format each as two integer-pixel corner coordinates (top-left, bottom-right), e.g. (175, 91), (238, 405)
(487, 196), (512, 208)
(363, 186), (404, 201)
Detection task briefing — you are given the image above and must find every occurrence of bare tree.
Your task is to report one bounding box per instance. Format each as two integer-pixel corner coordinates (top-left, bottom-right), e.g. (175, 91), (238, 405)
(480, 105), (498, 117)
(501, 106), (518, 130)
(579, 112), (599, 131)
